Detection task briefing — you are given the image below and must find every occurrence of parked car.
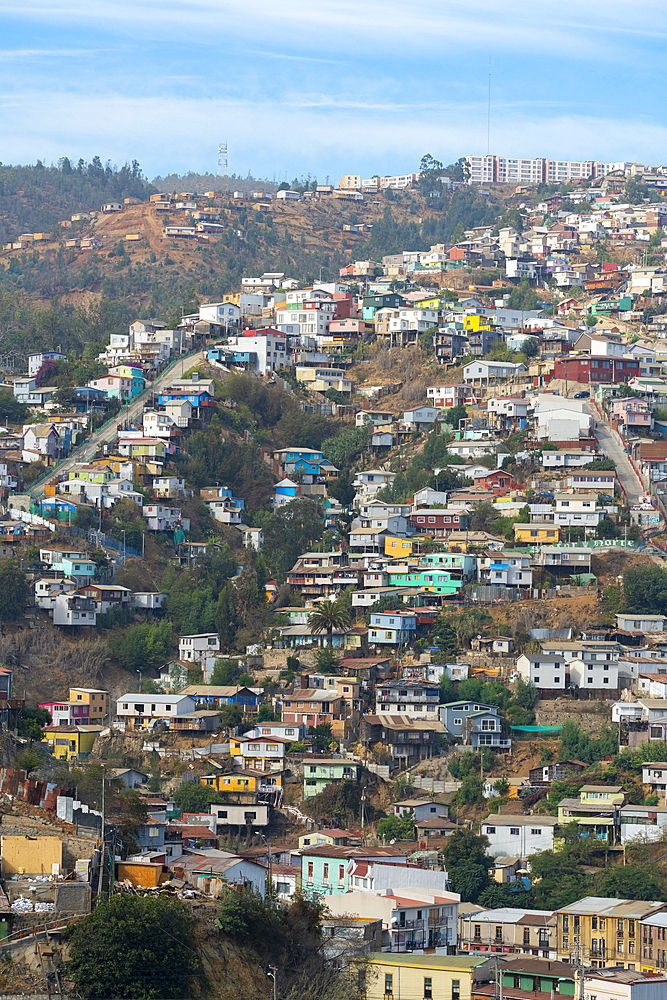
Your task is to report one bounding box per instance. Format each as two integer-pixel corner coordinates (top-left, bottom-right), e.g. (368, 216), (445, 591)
(573, 390), (590, 399)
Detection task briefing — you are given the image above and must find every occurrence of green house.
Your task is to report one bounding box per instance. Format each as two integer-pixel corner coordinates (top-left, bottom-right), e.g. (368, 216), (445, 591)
(303, 758), (360, 798)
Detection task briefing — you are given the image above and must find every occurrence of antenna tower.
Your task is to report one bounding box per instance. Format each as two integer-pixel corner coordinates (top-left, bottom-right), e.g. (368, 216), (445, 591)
(487, 57), (491, 155)
(217, 143), (228, 178)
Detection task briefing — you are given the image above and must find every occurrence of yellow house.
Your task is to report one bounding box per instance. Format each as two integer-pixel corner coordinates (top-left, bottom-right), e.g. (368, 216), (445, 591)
(42, 726), (103, 761)
(413, 295), (441, 310)
(365, 953), (491, 1000)
(69, 687), (110, 723)
(463, 315), (493, 332)
(385, 536), (413, 558)
(200, 769), (283, 792)
(513, 523), (560, 544)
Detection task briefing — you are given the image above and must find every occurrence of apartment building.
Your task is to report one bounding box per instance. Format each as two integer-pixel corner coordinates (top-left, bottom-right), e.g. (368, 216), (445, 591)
(555, 897), (667, 968)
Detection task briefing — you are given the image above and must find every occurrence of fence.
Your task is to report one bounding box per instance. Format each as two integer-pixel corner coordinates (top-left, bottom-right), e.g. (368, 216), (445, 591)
(407, 776), (461, 794)
(59, 524), (142, 559)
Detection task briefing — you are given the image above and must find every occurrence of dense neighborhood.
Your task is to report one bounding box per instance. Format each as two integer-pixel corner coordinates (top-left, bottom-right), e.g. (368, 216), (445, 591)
(6, 156), (667, 998)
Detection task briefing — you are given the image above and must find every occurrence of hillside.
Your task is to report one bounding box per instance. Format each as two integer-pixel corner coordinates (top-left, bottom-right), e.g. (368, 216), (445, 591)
(0, 161), (526, 357)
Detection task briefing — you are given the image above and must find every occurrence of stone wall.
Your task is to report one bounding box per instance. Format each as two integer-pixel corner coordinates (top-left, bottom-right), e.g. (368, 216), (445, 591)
(536, 698), (612, 736)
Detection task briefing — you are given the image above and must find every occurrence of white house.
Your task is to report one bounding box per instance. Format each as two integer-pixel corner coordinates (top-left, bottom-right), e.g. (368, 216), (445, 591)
(462, 360), (526, 382)
(53, 593), (97, 627)
(480, 815), (559, 857)
(515, 653), (567, 690)
(236, 525), (264, 550)
(553, 493), (604, 529)
(616, 614), (667, 634)
(210, 802), (269, 828)
(642, 762), (667, 802)
(569, 656), (619, 691)
(402, 405), (439, 430)
(115, 693), (196, 731)
(179, 634), (220, 679)
(34, 578), (76, 610)
(131, 593), (168, 611)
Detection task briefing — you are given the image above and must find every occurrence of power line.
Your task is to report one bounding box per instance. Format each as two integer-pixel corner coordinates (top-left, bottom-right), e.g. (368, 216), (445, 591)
(487, 56), (492, 156)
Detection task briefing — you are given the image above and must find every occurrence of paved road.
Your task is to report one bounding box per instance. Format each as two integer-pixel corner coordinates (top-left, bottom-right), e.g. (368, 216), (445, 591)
(28, 350), (202, 498)
(585, 402), (645, 505)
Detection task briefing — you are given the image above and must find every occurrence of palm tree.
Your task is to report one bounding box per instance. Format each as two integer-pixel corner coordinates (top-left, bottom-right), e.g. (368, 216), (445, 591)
(307, 600), (351, 649)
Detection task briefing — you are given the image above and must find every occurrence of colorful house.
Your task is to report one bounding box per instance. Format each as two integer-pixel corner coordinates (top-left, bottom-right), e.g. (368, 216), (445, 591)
(513, 523), (560, 545)
(41, 725), (103, 761)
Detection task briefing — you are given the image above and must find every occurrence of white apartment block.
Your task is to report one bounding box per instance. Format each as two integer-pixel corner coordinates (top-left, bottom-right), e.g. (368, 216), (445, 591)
(466, 155), (610, 185)
(481, 816), (559, 857)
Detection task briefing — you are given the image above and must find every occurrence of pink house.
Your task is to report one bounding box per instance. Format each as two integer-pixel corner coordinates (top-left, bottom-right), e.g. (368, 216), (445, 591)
(39, 700), (90, 726)
(611, 397), (651, 432)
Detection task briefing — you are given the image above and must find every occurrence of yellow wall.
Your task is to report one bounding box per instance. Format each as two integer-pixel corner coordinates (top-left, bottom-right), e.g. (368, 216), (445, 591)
(513, 525), (560, 544)
(385, 536), (413, 557)
(366, 956), (477, 1000)
(1, 836), (62, 876)
(200, 774), (258, 792)
(41, 728), (98, 761)
(117, 862), (169, 888)
(463, 315), (492, 332)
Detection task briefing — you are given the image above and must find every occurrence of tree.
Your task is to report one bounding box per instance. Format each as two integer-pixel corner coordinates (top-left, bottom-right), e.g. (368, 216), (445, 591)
(0, 388), (29, 424)
(327, 469), (355, 508)
(378, 812), (414, 840)
(18, 706), (51, 741)
(18, 748), (42, 776)
(419, 153), (445, 194)
(309, 722), (333, 752)
(624, 565), (667, 615)
(307, 600), (350, 648)
(0, 561), (29, 621)
(65, 894), (201, 999)
(596, 517), (617, 539)
(448, 858), (491, 902)
(314, 647), (341, 673)
(209, 657), (241, 686)
(431, 616), (458, 659)
(218, 704), (244, 729)
(446, 403), (468, 430)
(109, 620), (173, 672)
(493, 777), (510, 796)
(172, 783), (223, 812)
(585, 314), (598, 327)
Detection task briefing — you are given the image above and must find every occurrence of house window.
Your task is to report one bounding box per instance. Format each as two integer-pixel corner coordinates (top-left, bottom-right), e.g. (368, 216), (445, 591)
(424, 978), (433, 1000)
(486, 826), (496, 834)
(323, 864), (329, 882)
(385, 974), (393, 996)
(531, 829), (542, 836)
(339, 865), (345, 882)
(495, 926), (503, 942)
(510, 827), (519, 836)
(307, 863), (314, 881)
(452, 980), (460, 1000)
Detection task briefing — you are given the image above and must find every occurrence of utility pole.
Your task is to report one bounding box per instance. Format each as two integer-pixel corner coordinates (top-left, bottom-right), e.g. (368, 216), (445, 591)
(361, 786), (366, 843)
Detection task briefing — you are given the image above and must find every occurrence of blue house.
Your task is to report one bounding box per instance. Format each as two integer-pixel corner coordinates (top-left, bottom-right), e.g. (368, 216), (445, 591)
(181, 684), (263, 713)
(273, 449), (336, 480)
(369, 611), (417, 647)
(274, 478), (299, 508)
(157, 389), (212, 407)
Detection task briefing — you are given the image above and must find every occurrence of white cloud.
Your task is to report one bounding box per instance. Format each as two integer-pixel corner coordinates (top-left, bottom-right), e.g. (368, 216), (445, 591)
(3, 88), (667, 180)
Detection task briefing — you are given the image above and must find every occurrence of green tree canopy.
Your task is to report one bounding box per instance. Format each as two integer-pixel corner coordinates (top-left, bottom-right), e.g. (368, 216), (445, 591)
(0, 560), (29, 621)
(623, 565), (667, 615)
(65, 894), (201, 999)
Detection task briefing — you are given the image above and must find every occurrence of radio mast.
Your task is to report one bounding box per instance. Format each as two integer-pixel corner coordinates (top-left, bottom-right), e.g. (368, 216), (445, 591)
(217, 143), (228, 177)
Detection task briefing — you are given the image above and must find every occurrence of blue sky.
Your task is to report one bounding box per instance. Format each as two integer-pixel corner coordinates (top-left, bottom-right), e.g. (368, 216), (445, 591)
(3, 0), (667, 182)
